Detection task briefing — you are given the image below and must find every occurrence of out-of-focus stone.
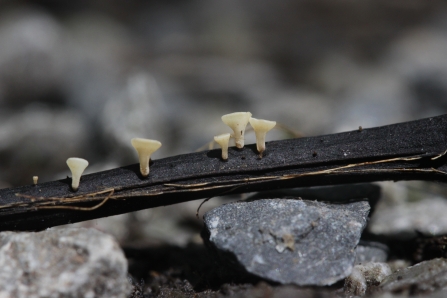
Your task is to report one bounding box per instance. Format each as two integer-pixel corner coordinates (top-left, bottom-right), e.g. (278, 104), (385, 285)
(355, 242), (389, 264)
(333, 67), (414, 133)
(385, 27), (447, 80)
(344, 262), (391, 296)
(387, 260), (411, 274)
(368, 196), (447, 238)
(309, 53), (365, 96)
(60, 213), (131, 245)
(0, 228), (130, 298)
(380, 258), (447, 294)
(0, 8), (67, 105)
(384, 26), (447, 117)
(202, 198), (370, 286)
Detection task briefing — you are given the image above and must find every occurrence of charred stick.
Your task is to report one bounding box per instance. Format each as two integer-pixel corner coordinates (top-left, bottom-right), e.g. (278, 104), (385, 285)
(1, 114), (447, 231)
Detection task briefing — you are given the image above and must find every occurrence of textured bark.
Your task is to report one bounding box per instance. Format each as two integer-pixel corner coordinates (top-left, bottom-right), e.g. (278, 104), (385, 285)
(1, 114), (447, 231)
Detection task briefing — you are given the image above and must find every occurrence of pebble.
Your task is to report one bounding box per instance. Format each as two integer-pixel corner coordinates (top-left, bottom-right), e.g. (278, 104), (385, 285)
(0, 228), (130, 298)
(202, 198), (370, 286)
(380, 258), (447, 294)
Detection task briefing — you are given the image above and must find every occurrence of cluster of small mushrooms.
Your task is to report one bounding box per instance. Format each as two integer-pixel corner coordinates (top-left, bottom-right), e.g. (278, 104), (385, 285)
(214, 112), (276, 159)
(44, 112), (275, 191)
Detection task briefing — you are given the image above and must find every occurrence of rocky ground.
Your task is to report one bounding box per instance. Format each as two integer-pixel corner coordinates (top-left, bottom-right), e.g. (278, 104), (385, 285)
(2, 0), (447, 297)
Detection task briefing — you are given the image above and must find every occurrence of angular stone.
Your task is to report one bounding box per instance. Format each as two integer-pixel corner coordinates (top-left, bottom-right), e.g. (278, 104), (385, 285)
(380, 258), (447, 294)
(0, 228), (130, 298)
(202, 198), (370, 286)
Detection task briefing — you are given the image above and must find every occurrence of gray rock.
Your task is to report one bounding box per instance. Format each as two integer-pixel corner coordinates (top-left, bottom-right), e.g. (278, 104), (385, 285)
(380, 258), (447, 294)
(355, 242), (389, 264)
(202, 198), (370, 286)
(0, 227), (130, 298)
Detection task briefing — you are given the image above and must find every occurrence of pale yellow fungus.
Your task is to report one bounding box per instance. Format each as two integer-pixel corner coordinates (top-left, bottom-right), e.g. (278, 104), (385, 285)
(249, 117), (276, 157)
(131, 138), (162, 177)
(221, 112), (252, 149)
(66, 158), (89, 191)
(214, 133), (231, 160)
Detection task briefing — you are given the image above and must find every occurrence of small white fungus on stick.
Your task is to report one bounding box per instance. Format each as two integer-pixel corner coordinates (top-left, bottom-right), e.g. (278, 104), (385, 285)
(66, 158), (89, 191)
(131, 138), (162, 177)
(249, 117), (276, 157)
(214, 133), (231, 160)
(221, 112), (252, 149)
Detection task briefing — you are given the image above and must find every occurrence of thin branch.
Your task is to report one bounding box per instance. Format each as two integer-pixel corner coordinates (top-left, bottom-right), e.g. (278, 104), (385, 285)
(1, 114), (447, 231)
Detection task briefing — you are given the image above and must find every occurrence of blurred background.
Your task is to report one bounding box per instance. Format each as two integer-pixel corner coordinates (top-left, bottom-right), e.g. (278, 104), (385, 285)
(1, 0), (447, 246)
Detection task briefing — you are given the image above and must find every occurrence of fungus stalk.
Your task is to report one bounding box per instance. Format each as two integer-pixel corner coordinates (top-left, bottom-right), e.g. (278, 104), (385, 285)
(131, 138), (162, 177)
(214, 133), (231, 160)
(221, 112), (252, 149)
(33, 176), (38, 185)
(249, 117), (276, 157)
(66, 158), (89, 191)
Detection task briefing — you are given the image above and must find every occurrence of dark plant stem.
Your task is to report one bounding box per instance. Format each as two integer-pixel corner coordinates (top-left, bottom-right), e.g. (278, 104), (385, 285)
(1, 114), (447, 231)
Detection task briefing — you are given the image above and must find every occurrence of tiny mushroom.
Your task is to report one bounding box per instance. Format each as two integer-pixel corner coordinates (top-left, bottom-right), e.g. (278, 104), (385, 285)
(214, 133), (231, 160)
(221, 112), (252, 149)
(32, 176), (38, 185)
(66, 158), (89, 191)
(249, 117), (276, 157)
(131, 138), (162, 177)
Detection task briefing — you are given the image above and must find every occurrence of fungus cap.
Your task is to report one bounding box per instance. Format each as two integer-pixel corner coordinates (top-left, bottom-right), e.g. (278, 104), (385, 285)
(66, 157), (89, 191)
(214, 133), (231, 160)
(221, 112), (252, 148)
(249, 117), (276, 132)
(131, 138), (162, 177)
(249, 117), (276, 156)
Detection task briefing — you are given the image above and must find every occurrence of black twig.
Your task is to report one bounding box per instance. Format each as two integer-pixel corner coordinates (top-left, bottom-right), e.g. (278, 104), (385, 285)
(1, 114), (447, 231)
